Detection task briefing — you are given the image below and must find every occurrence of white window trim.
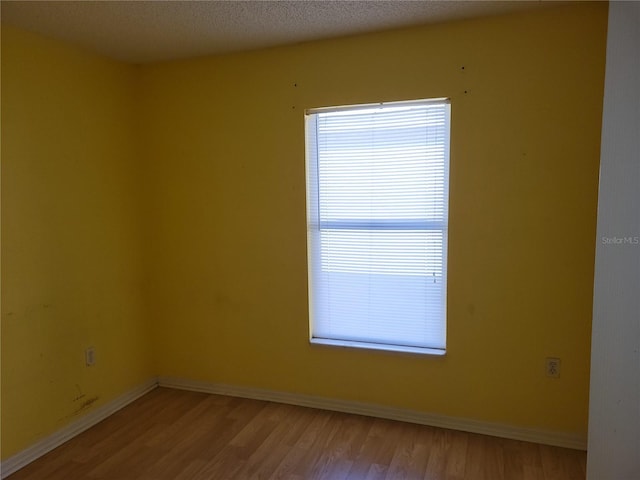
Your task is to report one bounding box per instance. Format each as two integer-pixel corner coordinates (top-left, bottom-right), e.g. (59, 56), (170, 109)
(305, 98), (451, 356)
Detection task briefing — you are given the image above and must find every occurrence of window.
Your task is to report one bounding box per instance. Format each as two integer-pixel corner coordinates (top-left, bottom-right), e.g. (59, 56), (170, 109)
(305, 99), (450, 355)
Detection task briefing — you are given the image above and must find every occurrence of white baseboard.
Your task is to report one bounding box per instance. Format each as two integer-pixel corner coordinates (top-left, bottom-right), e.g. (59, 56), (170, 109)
(0, 378), (158, 479)
(158, 376), (587, 451)
(1, 375), (586, 478)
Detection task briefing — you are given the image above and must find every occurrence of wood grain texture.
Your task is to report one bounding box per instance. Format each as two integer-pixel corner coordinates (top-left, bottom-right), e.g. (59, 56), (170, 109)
(7, 388), (586, 480)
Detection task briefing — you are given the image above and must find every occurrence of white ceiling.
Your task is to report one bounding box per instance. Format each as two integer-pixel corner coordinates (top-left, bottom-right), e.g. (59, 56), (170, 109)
(2, 1), (563, 64)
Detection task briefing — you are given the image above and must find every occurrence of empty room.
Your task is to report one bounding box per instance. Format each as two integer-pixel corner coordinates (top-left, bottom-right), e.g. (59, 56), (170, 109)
(1, 1), (638, 479)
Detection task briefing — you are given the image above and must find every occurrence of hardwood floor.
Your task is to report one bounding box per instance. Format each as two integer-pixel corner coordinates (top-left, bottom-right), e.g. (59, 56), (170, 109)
(8, 387), (587, 479)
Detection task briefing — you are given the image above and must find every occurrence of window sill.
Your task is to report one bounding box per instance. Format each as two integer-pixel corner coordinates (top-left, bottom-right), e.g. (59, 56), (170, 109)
(310, 338), (446, 356)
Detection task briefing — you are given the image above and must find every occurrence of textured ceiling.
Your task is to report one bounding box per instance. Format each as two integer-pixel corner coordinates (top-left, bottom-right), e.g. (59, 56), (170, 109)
(2, 1), (561, 64)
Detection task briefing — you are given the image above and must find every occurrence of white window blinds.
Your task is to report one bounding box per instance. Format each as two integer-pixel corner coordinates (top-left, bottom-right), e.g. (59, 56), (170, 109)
(305, 99), (450, 353)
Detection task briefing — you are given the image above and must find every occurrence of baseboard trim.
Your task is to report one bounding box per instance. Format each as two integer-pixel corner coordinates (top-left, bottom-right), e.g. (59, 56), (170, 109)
(0, 378), (158, 479)
(1, 375), (586, 478)
(158, 376), (587, 451)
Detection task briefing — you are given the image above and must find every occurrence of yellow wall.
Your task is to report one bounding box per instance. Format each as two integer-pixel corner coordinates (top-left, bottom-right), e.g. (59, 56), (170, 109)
(140, 3), (607, 436)
(1, 2), (607, 459)
(1, 27), (153, 458)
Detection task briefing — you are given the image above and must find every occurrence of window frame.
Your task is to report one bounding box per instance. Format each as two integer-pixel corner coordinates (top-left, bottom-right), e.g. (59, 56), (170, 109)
(305, 98), (451, 356)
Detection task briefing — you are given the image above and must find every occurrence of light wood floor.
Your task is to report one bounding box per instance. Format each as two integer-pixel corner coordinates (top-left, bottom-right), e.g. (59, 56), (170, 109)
(8, 387), (586, 480)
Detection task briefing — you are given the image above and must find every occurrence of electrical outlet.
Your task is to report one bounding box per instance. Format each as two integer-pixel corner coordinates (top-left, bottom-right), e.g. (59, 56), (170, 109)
(85, 347), (96, 367)
(546, 357), (560, 378)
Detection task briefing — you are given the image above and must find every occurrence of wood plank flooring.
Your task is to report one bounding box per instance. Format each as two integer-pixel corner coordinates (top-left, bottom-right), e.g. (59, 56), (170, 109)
(7, 387), (587, 479)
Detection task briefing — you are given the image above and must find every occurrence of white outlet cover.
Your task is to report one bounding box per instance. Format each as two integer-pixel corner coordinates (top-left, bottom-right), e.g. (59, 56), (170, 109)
(85, 347), (96, 366)
(545, 357), (561, 378)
